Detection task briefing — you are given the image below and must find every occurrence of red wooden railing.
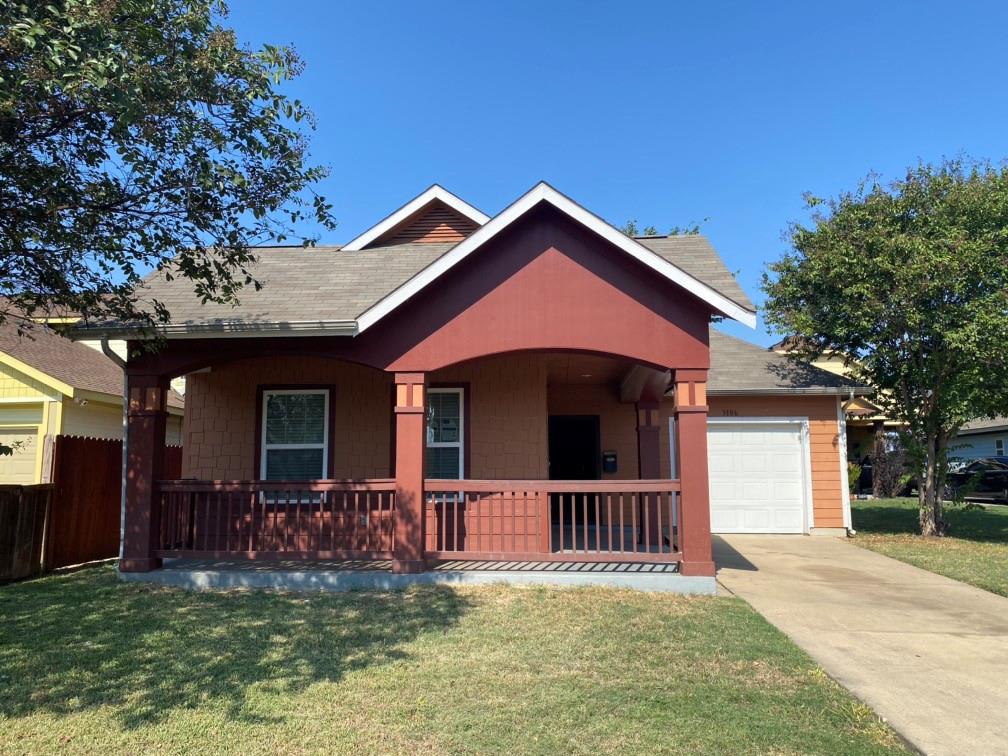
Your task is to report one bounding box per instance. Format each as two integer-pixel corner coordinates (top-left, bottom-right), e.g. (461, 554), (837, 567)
(156, 480), (396, 559)
(424, 479), (681, 563)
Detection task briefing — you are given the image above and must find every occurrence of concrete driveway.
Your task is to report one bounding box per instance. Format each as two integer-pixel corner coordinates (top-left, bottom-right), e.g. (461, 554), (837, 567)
(714, 535), (1008, 756)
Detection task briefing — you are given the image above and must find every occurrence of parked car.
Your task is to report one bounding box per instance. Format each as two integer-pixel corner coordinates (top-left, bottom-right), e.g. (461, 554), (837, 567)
(946, 457), (1008, 503)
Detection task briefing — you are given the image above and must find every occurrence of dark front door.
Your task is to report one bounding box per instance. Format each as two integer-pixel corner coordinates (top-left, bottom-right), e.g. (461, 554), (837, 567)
(548, 416), (601, 547)
(548, 415), (601, 480)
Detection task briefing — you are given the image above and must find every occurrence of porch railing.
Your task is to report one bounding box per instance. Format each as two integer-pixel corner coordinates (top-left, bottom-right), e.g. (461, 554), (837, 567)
(424, 479), (681, 563)
(156, 480), (396, 559)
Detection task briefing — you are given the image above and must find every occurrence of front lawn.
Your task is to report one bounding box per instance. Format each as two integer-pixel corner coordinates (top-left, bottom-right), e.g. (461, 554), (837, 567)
(852, 497), (1008, 597)
(0, 568), (904, 755)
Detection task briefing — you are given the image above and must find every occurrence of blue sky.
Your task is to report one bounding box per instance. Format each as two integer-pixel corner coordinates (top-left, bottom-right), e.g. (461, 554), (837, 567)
(228, 1), (1008, 345)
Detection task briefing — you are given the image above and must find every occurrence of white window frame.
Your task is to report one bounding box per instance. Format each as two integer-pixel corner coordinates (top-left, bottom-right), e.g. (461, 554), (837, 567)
(260, 389), (330, 481)
(997, 438), (1005, 456)
(427, 387), (465, 479)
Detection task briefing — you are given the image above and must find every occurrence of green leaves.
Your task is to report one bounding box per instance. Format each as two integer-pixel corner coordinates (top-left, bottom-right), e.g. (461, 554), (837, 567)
(763, 158), (1008, 532)
(0, 0), (335, 332)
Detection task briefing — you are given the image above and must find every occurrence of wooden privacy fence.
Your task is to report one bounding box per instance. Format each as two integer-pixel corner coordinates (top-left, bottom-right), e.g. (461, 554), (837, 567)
(0, 436), (182, 580)
(0, 485), (53, 582)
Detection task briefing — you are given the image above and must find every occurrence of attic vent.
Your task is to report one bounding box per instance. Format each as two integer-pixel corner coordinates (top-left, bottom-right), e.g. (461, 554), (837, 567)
(365, 200), (480, 247)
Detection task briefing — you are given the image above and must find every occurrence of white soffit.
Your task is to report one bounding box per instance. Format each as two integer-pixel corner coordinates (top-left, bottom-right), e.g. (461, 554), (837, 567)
(341, 184), (491, 251)
(356, 181), (758, 332)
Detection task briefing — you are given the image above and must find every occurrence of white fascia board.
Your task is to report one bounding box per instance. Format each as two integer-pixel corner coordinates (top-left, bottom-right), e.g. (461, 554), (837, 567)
(356, 182), (758, 333)
(342, 185), (491, 252)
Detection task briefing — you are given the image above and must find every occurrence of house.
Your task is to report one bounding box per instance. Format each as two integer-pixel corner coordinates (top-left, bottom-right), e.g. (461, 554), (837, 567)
(954, 418), (1008, 460)
(83, 182), (864, 592)
(0, 317), (184, 483)
(770, 337), (900, 474)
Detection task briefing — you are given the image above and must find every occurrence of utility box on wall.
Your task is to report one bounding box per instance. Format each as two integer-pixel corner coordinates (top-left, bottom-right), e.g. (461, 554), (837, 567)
(601, 450), (618, 474)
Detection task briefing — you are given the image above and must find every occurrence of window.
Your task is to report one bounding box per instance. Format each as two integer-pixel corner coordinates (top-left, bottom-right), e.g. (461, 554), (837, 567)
(997, 439), (1005, 456)
(260, 390), (329, 480)
(426, 388), (464, 479)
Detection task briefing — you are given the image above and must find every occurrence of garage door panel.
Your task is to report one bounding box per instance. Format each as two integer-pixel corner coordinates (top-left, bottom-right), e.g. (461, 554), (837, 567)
(0, 429), (38, 484)
(706, 421), (808, 534)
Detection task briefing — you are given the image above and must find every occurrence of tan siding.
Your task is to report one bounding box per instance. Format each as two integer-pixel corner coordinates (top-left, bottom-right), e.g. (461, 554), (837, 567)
(182, 357), (392, 480)
(368, 200), (480, 246)
(705, 396), (846, 529)
(431, 354), (548, 479)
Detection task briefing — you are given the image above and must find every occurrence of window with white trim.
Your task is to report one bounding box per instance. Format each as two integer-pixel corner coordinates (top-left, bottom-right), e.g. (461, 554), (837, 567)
(260, 389), (329, 480)
(997, 438), (1005, 456)
(426, 388), (464, 479)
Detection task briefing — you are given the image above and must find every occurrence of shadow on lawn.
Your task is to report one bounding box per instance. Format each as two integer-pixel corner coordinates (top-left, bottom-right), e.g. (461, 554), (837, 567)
(0, 569), (470, 729)
(854, 500), (1008, 544)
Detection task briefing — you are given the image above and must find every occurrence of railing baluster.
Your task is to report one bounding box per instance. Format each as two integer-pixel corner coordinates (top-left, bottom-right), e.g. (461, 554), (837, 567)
(631, 492), (638, 553)
(558, 491), (564, 553)
(453, 491), (460, 553)
(644, 489), (651, 553)
(656, 490), (664, 555)
(523, 491), (529, 553)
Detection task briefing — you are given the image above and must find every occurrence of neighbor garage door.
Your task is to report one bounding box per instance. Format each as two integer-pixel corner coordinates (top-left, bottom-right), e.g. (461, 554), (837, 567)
(0, 428), (38, 484)
(706, 421), (808, 533)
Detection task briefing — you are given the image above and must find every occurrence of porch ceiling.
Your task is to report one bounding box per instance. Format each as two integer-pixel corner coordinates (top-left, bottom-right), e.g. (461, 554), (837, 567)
(545, 353), (633, 386)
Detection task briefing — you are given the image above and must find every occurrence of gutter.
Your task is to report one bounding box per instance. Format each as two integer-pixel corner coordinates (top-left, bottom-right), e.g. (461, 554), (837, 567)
(101, 337), (128, 565)
(77, 319), (359, 340)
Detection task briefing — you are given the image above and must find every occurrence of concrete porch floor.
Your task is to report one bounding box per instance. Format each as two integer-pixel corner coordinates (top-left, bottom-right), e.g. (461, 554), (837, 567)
(118, 557), (714, 594)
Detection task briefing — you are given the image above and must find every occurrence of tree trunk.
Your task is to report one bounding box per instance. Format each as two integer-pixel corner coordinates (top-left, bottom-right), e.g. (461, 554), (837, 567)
(918, 431), (944, 536)
(871, 420), (886, 498)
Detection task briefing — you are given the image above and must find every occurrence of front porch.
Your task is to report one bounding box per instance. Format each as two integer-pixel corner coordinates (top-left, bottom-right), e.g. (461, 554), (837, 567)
(120, 351), (716, 590)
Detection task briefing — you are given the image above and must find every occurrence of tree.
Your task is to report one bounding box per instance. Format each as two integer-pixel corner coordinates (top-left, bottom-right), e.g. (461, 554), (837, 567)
(619, 219), (706, 236)
(0, 0), (335, 333)
(763, 159), (1008, 535)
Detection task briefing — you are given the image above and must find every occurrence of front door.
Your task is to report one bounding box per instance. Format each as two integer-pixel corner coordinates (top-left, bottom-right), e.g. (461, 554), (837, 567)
(548, 415), (601, 548)
(548, 415), (601, 480)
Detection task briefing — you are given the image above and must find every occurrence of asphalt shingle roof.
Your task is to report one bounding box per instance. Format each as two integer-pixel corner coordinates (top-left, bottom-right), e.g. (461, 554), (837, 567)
(0, 319), (183, 407)
(137, 243), (452, 327)
(708, 329), (865, 395)
(636, 235), (754, 312)
(959, 417), (1008, 435)
(134, 234), (754, 330)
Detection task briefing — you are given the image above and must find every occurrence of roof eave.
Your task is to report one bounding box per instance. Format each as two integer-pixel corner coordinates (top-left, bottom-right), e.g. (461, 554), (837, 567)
(73, 320), (360, 341)
(703, 387), (873, 397)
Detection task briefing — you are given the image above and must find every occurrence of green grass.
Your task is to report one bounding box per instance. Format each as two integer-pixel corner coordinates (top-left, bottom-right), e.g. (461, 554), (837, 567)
(0, 568), (905, 755)
(852, 497), (1008, 597)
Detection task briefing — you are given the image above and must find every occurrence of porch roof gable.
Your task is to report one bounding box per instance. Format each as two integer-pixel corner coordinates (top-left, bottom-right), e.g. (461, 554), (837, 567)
(356, 182), (757, 332)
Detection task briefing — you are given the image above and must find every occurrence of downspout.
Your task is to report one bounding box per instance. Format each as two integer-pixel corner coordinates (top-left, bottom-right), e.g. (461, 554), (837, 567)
(102, 337), (128, 563)
(839, 391), (855, 535)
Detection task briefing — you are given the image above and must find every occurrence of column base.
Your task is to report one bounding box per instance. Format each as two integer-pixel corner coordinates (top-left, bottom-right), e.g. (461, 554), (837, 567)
(679, 560), (716, 577)
(392, 558), (427, 574)
(118, 557), (163, 573)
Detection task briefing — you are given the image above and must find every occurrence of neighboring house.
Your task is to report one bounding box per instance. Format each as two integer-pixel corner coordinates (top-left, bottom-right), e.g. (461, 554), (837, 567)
(770, 337), (900, 461)
(0, 318), (184, 483)
(954, 418), (1008, 460)
(83, 182), (864, 589)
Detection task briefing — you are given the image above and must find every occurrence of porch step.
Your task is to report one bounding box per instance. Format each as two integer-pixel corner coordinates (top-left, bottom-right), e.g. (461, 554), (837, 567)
(119, 558), (713, 595)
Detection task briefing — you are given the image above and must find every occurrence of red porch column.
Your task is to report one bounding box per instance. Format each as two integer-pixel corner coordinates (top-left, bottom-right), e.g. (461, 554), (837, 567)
(636, 400), (662, 546)
(674, 369), (715, 577)
(393, 372), (427, 573)
(120, 373), (169, 573)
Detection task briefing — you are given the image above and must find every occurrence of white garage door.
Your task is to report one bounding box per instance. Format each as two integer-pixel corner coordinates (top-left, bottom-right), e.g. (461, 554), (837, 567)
(0, 428), (38, 484)
(706, 421), (809, 533)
